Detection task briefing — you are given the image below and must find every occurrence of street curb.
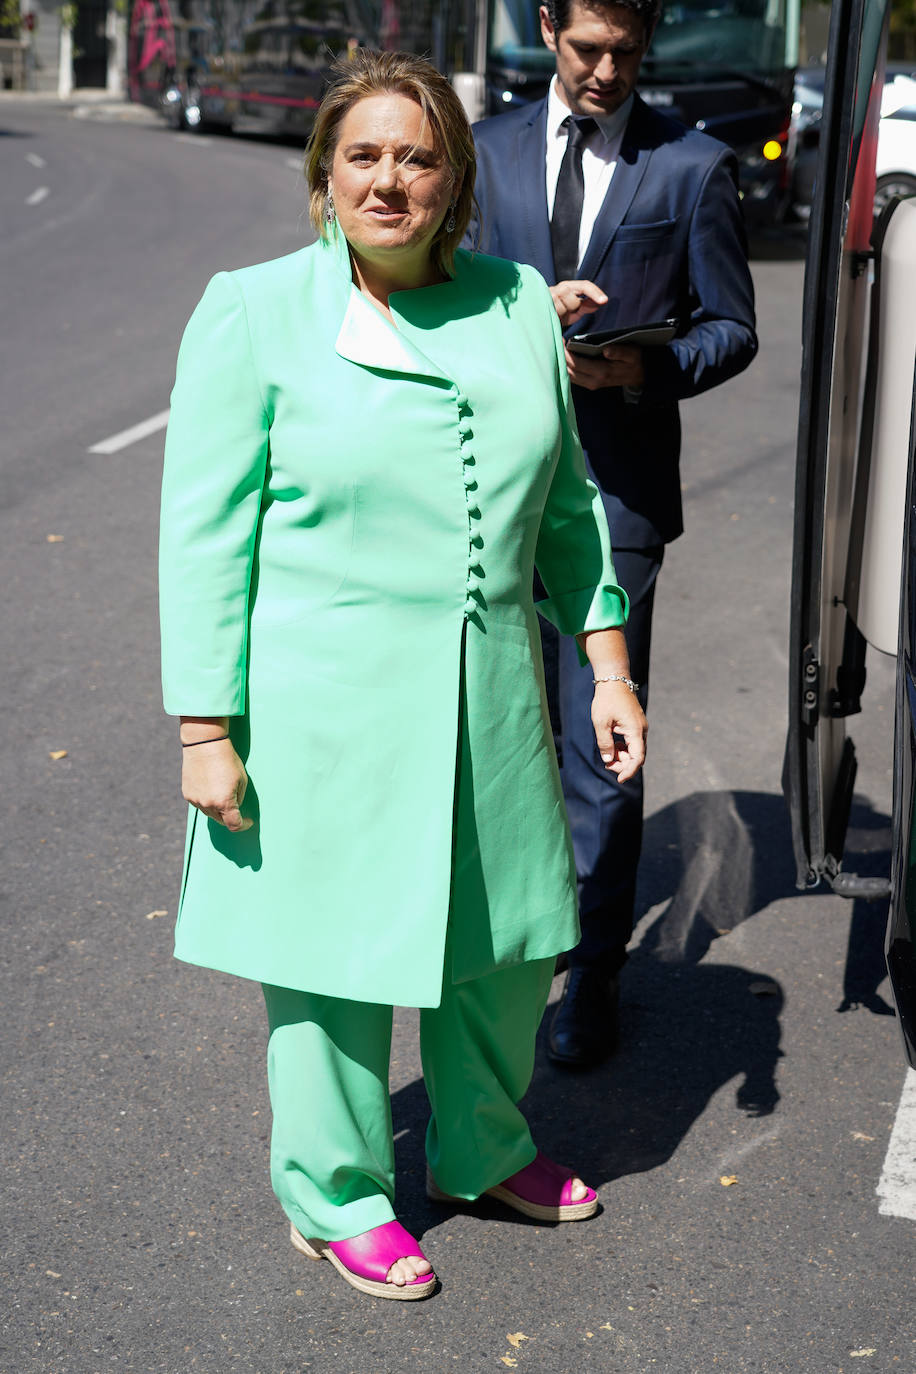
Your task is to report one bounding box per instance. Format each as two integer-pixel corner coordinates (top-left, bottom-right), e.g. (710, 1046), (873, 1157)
(0, 90), (160, 124)
(72, 102), (161, 124)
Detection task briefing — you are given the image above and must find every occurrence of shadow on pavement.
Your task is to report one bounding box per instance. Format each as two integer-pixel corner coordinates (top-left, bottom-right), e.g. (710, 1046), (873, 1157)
(390, 788), (893, 1227)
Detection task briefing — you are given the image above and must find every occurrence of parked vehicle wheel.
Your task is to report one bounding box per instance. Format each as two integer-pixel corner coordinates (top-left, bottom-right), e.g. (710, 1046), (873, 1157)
(874, 171), (916, 217)
(179, 78), (204, 131)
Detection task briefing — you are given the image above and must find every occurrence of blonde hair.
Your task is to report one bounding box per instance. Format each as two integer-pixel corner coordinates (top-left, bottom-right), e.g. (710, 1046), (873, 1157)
(304, 49), (477, 276)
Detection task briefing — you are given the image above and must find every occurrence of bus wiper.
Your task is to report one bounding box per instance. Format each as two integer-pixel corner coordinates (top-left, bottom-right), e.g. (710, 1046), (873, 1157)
(642, 57), (782, 98)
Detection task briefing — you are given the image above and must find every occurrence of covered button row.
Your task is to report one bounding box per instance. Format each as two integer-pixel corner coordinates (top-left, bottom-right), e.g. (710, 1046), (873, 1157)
(457, 392), (483, 616)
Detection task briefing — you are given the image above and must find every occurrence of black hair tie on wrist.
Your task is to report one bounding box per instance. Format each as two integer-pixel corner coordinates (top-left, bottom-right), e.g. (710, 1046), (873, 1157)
(181, 735), (230, 748)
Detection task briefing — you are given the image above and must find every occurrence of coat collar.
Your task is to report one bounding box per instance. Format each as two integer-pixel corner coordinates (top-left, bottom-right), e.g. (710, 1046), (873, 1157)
(322, 227), (451, 381)
(335, 283), (450, 379)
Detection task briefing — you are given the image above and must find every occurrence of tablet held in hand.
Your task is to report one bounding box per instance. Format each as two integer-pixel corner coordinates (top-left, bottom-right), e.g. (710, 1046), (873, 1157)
(568, 319), (679, 357)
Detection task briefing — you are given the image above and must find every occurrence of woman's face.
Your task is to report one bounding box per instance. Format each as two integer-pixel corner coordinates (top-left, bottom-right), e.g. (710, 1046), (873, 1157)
(329, 93), (457, 273)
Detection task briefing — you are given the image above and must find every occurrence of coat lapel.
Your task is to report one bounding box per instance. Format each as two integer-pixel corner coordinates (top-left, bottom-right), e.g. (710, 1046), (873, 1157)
(334, 286), (448, 379)
(325, 228), (450, 381)
(577, 97), (656, 282)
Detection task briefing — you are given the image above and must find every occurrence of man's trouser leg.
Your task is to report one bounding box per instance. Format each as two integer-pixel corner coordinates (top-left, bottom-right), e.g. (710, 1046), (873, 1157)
(556, 546), (663, 973)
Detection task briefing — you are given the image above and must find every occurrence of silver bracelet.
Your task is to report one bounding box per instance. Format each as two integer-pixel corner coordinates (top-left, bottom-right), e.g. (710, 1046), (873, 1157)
(593, 675), (639, 693)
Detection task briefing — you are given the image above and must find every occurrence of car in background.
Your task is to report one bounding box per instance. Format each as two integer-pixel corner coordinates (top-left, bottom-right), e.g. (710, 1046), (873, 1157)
(790, 63), (916, 220)
(876, 73), (916, 215)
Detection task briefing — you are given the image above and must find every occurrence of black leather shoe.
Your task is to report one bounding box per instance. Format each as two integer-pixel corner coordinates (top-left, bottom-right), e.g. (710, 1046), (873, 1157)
(548, 969), (620, 1069)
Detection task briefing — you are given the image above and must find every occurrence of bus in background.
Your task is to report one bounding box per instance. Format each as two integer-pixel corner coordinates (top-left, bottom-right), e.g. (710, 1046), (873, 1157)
(128, 0), (797, 223)
(127, 0), (478, 135)
(485, 0), (799, 225)
(783, 0), (916, 1064)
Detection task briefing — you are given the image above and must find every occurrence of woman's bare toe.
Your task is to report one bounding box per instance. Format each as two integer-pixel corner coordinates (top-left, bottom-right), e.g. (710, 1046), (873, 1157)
(569, 1176), (589, 1201)
(387, 1255), (433, 1286)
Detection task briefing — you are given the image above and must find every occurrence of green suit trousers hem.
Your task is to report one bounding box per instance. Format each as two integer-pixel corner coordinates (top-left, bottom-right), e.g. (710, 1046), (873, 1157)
(262, 955), (555, 1242)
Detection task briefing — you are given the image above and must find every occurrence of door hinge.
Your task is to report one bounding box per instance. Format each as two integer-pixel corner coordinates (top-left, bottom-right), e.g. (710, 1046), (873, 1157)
(801, 647), (819, 726)
(851, 249), (874, 279)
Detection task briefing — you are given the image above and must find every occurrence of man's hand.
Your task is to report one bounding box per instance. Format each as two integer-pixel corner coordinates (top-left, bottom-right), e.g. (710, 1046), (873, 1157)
(564, 342), (645, 392)
(549, 279), (608, 329)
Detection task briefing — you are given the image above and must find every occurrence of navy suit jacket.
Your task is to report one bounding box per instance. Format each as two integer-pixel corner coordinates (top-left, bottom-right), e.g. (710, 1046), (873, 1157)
(469, 93), (758, 548)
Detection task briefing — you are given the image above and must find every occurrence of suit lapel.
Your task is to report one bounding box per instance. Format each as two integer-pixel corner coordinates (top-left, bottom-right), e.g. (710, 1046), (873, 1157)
(513, 100), (555, 283)
(577, 97), (655, 282)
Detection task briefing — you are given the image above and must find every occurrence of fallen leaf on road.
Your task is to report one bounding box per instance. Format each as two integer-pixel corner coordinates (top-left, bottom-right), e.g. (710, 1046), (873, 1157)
(749, 981), (779, 996)
(46, 534), (64, 543)
(600, 1324), (614, 1331)
(850, 1351), (877, 1358)
(499, 1359), (517, 1368)
(507, 1334), (530, 1349)
(851, 1132), (875, 1142)
(46, 1270), (62, 1278)
(145, 909), (168, 920)
(720, 1175), (738, 1186)
(48, 750), (68, 761)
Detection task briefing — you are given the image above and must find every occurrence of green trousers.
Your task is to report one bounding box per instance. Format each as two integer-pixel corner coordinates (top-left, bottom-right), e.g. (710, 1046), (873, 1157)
(262, 955), (554, 1242)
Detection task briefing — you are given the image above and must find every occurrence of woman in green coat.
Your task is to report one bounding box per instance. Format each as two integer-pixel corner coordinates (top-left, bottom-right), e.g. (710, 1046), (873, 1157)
(159, 50), (647, 1300)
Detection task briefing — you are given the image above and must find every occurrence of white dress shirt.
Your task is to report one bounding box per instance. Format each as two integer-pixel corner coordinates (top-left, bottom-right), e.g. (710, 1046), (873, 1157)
(545, 78), (634, 273)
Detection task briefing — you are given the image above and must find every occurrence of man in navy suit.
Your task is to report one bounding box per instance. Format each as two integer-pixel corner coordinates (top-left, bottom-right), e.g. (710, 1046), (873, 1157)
(470, 0), (757, 1066)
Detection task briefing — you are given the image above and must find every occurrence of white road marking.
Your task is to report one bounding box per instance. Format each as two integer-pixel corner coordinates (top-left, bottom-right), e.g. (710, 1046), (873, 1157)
(176, 132), (213, 146)
(26, 187), (50, 206)
(88, 409), (170, 455)
(26, 152), (47, 168)
(877, 1068), (916, 1220)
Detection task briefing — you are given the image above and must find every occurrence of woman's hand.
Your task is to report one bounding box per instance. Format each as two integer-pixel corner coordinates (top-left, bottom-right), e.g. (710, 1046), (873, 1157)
(591, 681), (647, 783)
(180, 723), (253, 832)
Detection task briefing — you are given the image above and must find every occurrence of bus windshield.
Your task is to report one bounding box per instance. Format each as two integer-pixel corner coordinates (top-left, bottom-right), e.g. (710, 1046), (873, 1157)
(647, 0), (799, 80)
(488, 0), (800, 83)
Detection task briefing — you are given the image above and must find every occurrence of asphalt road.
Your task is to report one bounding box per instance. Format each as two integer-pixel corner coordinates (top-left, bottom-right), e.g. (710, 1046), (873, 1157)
(1, 100), (913, 1374)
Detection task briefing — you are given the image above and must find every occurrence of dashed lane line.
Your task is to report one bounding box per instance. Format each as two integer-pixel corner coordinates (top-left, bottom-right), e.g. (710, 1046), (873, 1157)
(26, 187), (49, 206)
(88, 409), (170, 455)
(877, 1067), (916, 1220)
(25, 152), (47, 168)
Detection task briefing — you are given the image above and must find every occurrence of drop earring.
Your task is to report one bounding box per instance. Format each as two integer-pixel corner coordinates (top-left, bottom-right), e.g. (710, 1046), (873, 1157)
(445, 201), (457, 234)
(325, 190), (335, 224)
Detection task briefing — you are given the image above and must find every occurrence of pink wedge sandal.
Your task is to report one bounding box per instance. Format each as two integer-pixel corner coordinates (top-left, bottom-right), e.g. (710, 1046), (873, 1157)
(290, 1218), (436, 1300)
(427, 1150), (598, 1222)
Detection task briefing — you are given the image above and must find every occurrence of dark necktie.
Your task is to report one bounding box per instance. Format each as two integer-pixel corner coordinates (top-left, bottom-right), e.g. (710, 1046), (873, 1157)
(550, 116), (597, 284)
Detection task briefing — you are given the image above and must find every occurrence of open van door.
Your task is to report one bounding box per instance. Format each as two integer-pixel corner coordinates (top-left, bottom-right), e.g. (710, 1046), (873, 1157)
(886, 294), (916, 1066)
(783, 0), (916, 1062)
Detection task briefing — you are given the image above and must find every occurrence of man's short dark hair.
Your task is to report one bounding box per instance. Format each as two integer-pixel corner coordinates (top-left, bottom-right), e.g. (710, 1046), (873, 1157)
(543, 0), (661, 38)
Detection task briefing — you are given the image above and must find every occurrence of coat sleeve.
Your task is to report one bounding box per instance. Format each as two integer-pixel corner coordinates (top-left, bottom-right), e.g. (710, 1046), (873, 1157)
(641, 146), (758, 403)
(533, 277), (629, 641)
(159, 272), (270, 716)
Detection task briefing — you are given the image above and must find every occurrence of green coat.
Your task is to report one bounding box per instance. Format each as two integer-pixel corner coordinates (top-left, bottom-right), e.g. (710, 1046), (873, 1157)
(159, 229), (626, 1007)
